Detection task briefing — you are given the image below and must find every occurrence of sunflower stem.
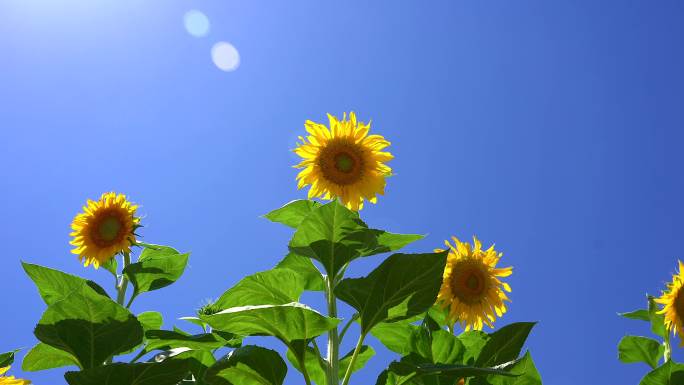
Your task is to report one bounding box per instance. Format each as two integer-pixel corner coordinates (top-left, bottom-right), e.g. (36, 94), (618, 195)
(664, 332), (672, 362)
(341, 332), (366, 385)
(116, 252), (131, 307)
(325, 275), (340, 385)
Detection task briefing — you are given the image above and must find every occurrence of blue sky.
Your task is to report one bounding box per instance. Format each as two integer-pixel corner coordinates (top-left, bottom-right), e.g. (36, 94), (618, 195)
(1, 1), (684, 384)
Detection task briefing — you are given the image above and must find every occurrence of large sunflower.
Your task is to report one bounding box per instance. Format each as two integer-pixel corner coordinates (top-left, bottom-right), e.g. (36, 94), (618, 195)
(656, 261), (684, 346)
(70, 192), (140, 268)
(0, 366), (31, 385)
(436, 236), (512, 330)
(294, 112), (393, 211)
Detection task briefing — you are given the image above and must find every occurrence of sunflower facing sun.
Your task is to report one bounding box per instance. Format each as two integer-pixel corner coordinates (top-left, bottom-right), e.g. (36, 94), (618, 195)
(294, 112), (393, 211)
(436, 236), (512, 331)
(656, 261), (684, 346)
(70, 192), (140, 268)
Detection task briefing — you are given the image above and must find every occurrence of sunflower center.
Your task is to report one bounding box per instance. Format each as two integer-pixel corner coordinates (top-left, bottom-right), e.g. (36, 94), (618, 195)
(98, 216), (122, 241)
(334, 152), (355, 173)
(318, 141), (365, 185)
(450, 263), (488, 304)
(675, 287), (684, 321)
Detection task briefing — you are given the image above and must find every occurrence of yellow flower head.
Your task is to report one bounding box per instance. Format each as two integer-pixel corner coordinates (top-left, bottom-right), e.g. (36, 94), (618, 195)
(656, 261), (684, 346)
(0, 366), (31, 385)
(70, 192), (140, 268)
(294, 112), (393, 211)
(436, 236), (512, 331)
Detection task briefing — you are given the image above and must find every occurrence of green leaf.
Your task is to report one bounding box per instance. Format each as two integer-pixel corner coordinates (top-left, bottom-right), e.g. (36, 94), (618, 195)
(170, 349), (216, 385)
(618, 336), (663, 369)
(371, 321), (417, 355)
(201, 303), (340, 343)
(286, 343), (327, 385)
(137, 311), (163, 331)
(289, 201), (368, 276)
(620, 309), (651, 322)
(375, 354), (517, 385)
(339, 345), (375, 378)
(335, 251), (448, 333)
(0, 350), (18, 367)
(289, 202), (424, 277)
(430, 329), (464, 364)
(648, 296), (667, 339)
(204, 345), (287, 385)
(475, 322), (536, 368)
(100, 257), (118, 277)
(264, 200), (321, 228)
(22, 262), (110, 305)
(64, 360), (190, 385)
(639, 360), (684, 385)
(123, 244), (189, 302)
(458, 331), (490, 365)
(22, 343), (79, 372)
(144, 330), (232, 352)
(472, 351), (542, 385)
(33, 282), (144, 369)
(215, 269), (306, 309)
(275, 252), (325, 291)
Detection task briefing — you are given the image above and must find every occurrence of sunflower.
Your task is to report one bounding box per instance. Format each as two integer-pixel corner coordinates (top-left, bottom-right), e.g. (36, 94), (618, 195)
(70, 192), (140, 268)
(0, 366), (31, 385)
(294, 112), (393, 211)
(656, 261), (684, 346)
(436, 236), (512, 331)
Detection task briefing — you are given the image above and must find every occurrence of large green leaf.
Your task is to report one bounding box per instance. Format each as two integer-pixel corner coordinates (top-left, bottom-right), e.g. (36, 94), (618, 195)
(618, 336), (663, 369)
(339, 345), (375, 378)
(123, 244), (189, 302)
(22, 262), (109, 305)
(144, 330), (233, 352)
(286, 343), (327, 385)
(472, 351), (542, 385)
(201, 303), (339, 343)
(375, 354), (517, 385)
(475, 322), (535, 367)
(264, 200), (321, 228)
(215, 269), (305, 309)
(169, 349), (216, 385)
(430, 329), (464, 364)
(22, 343), (79, 372)
(275, 252), (325, 291)
(64, 360), (190, 385)
(137, 311), (163, 331)
(33, 282), (143, 369)
(335, 251), (448, 333)
(640, 360), (684, 385)
(458, 331), (490, 365)
(204, 345), (287, 385)
(371, 321), (417, 355)
(288, 201), (423, 277)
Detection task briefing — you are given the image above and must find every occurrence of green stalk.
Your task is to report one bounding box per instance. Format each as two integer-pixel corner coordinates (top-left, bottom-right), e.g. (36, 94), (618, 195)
(664, 332), (672, 362)
(325, 275), (340, 385)
(340, 332), (367, 385)
(116, 252), (131, 306)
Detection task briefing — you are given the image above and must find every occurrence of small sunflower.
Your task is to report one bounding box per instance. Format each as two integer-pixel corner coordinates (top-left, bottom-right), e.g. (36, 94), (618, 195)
(70, 192), (140, 268)
(656, 261), (684, 345)
(436, 236), (512, 331)
(294, 112), (393, 211)
(0, 366), (31, 385)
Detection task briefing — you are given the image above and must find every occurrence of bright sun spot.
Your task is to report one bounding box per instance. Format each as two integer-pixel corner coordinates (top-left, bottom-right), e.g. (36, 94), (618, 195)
(211, 42), (240, 72)
(184, 10), (210, 37)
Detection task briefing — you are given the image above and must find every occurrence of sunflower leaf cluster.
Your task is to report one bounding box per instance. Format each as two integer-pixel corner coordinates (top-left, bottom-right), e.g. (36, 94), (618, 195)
(11, 113), (542, 385)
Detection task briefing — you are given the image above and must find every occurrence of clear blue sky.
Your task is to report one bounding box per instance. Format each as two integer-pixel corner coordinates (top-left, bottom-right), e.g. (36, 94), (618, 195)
(1, 1), (683, 384)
